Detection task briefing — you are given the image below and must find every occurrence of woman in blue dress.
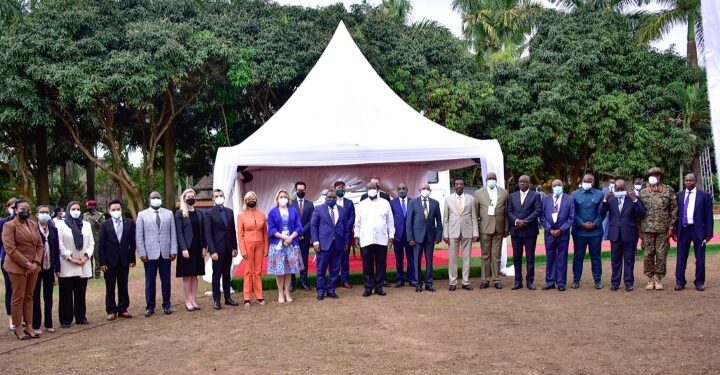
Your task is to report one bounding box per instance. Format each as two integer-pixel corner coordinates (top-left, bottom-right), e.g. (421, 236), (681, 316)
(266, 189), (304, 303)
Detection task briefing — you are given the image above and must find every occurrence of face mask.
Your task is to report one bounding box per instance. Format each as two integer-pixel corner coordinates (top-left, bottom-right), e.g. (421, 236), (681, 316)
(614, 191), (627, 199)
(185, 198), (196, 206)
(326, 198), (337, 208)
(246, 201), (257, 208)
(18, 212), (30, 220)
(38, 213), (51, 223)
(648, 176), (658, 185)
(70, 210), (81, 219)
(278, 198), (289, 207)
(110, 210), (122, 219)
(296, 191), (306, 199)
(553, 186), (563, 196)
(608, 183), (615, 190)
(398, 190), (407, 199)
(421, 189), (431, 198)
(214, 197), (225, 206)
(7, 208), (13, 216)
(335, 189), (345, 198)
(60, 212), (66, 219)
(367, 189), (378, 198)
(487, 179), (497, 189)
(150, 198), (162, 208)
(634, 184), (642, 191)
(581, 183), (592, 191)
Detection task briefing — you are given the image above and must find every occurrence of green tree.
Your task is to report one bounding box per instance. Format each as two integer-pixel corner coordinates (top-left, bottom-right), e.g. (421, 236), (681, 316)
(381, 0), (413, 23)
(636, 0), (703, 68)
(550, 0), (648, 11)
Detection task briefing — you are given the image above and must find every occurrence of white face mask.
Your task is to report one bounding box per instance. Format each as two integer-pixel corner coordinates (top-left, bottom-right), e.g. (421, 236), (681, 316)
(38, 213), (51, 223)
(69, 210), (81, 219)
(634, 184), (642, 191)
(110, 210), (122, 219)
(367, 189), (378, 198)
(648, 176), (658, 185)
(60, 212), (66, 219)
(553, 186), (563, 196)
(614, 191), (627, 199)
(150, 198), (162, 208)
(581, 182), (592, 191)
(278, 197), (289, 207)
(420, 189), (431, 198)
(214, 197), (225, 206)
(487, 179), (497, 189)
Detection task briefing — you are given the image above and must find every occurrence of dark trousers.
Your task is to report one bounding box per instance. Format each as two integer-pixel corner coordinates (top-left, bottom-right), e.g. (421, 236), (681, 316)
(413, 241), (435, 287)
(291, 240), (311, 287)
(511, 235), (537, 283)
(361, 244), (387, 290)
(316, 242), (342, 296)
(676, 226), (705, 287)
(144, 257), (171, 311)
(340, 246), (351, 283)
(545, 233), (569, 287)
(610, 239), (636, 287)
(32, 269), (54, 329)
(58, 276), (88, 325)
(1, 253), (11, 315)
(572, 235), (603, 282)
(105, 265), (130, 314)
(212, 251), (232, 301)
(393, 236), (414, 284)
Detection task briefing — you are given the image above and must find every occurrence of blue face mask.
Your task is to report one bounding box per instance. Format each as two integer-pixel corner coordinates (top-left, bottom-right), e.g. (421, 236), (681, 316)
(553, 186), (563, 196)
(326, 199), (337, 208)
(38, 213), (51, 223)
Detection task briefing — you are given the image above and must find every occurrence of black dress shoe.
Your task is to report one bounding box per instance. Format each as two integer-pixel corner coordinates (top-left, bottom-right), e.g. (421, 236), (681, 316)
(425, 285), (436, 292)
(317, 295), (325, 300)
(76, 319), (89, 325)
(511, 283), (523, 290)
(213, 301), (222, 310)
(542, 284), (556, 290)
(300, 284), (311, 291)
(415, 286), (422, 293)
(610, 285), (619, 291)
(462, 284), (474, 291)
(594, 281), (603, 289)
(362, 289), (372, 297)
(449, 285), (457, 291)
(625, 285), (634, 291)
(327, 293), (339, 299)
(382, 281), (390, 287)
(395, 281), (404, 288)
(674, 284), (685, 291)
(494, 282), (503, 289)
(558, 286), (566, 291)
(571, 281), (580, 289)
(61, 324), (72, 328)
(527, 282), (536, 290)
(375, 288), (387, 296)
(144, 310), (154, 318)
(163, 308), (173, 315)
(225, 298), (239, 306)
(696, 285), (705, 291)
(480, 282), (490, 289)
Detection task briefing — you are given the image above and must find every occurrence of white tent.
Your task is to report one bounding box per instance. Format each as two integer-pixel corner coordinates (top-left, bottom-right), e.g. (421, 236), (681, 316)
(213, 21), (505, 213)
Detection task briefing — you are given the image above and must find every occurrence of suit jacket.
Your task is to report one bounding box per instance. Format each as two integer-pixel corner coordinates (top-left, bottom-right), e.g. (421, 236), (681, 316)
(443, 193), (479, 239)
(267, 207), (303, 248)
(98, 217), (136, 268)
(540, 194), (575, 236)
(175, 210), (206, 252)
(676, 189), (714, 239)
(337, 198), (355, 229)
(390, 197), (411, 241)
(361, 191), (391, 202)
(135, 207), (177, 260)
(37, 223), (60, 273)
(600, 196), (646, 243)
(57, 220), (95, 278)
(406, 197), (443, 243)
(0, 215), (11, 257)
(204, 205), (238, 255)
(1, 219), (43, 275)
(290, 199), (314, 246)
(475, 187), (510, 234)
(507, 190), (542, 237)
(311, 204), (351, 251)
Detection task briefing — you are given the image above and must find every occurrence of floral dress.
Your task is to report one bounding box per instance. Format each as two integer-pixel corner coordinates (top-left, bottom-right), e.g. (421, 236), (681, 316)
(266, 211), (304, 275)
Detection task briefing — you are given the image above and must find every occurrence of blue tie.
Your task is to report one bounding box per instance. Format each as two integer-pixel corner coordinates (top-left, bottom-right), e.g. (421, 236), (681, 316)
(682, 191), (691, 227)
(220, 208), (228, 227)
(401, 199), (407, 218)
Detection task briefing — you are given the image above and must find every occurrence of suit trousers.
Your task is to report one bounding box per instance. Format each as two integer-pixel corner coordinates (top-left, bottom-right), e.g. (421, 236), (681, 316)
(1, 253), (11, 315)
(448, 237), (472, 286)
(361, 244), (387, 290)
(676, 226), (706, 287)
(243, 241), (265, 301)
(572, 235), (603, 283)
(104, 265), (130, 314)
(58, 276), (88, 325)
(291, 239), (311, 287)
(545, 233), (569, 287)
(316, 241), (342, 296)
(144, 257), (171, 311)
(8, 271), (38, 328)
(480, 232), (503, 281)
(610, 239), (636, 287)
(413, 241), (435, 287)
(32, 268), (54, 329)
(212, 251), (233, 301)
(393, 237), (414, 284)
(511, 235), (537, 283)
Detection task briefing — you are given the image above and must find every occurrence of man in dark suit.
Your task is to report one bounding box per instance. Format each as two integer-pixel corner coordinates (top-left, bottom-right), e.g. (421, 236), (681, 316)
(540, 179), (575, 291)
(406, 183), (443, 292)
(600, 180), (646, 291)
(360, 176), (391, 201)
(98, 199), (136, 320)
(674, 173), (713, 291)
(389, 183), (414, 287)
(334, 180), (355, 289)
(311, 190), (351, 300)
(204, 189), (239, 309)
(290, 181), (314, 291)
(507, 175), (542, 290)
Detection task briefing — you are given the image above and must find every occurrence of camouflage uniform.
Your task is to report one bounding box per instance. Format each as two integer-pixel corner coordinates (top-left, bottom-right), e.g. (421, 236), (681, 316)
(84, 211), (105, 278)
(639, 184), (677, 280)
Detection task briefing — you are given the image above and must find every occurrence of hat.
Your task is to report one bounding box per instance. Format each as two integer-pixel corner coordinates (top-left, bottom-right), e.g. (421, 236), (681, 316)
(646, 167), (663, 178)
(86, 199), (97, 206)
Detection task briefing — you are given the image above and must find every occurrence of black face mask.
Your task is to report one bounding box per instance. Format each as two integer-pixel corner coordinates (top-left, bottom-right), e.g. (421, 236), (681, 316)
(18, 212), (30, 220)
(398, 190), (407, 198)
(185, 198), (196, 206)
(247, 201), (257, 208)
(296, 191), (306, 199)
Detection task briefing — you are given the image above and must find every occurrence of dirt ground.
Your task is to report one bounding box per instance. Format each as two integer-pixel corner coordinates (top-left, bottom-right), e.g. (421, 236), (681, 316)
(0, 254), (718, 374)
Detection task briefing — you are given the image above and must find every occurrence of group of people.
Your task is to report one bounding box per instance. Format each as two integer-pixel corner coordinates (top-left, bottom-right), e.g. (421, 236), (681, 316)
(0, 168), (712, 340)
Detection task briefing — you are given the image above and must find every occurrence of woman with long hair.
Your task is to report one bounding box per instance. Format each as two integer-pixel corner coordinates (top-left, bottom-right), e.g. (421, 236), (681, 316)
(174, 189), (206, 311)
(266, 190), (304, 303)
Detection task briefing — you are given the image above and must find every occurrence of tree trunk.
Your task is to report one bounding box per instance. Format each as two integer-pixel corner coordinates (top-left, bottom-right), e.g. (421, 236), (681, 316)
(86, 156), (96, 200)
(163, 122), (176, 211)
(35, 127), (50, 205)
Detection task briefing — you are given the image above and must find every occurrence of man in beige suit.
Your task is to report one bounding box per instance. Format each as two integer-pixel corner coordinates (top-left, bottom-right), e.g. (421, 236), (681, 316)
(474, 172), (509, 289)
(443, 177), (479, 291)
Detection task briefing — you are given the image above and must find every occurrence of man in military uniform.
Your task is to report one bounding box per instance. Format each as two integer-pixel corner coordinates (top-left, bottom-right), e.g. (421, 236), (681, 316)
(571, 173), (606, 289)
(639, 168), (677, 290)
(84, 199), (106, 279)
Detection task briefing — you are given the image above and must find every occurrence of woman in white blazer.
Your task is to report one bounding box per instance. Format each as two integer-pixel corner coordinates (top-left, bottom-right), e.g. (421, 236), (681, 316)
(56, 201), (95, 328)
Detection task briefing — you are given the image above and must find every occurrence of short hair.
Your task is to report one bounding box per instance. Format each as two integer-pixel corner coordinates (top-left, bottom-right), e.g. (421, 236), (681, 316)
(107, 199), (123, 209)
(6, 198), (17, 208)
(333, 181), (345, 188)
(243, 191), (258, 210)
(454, 177), (465, 184)
(369, 176), (380, 181)
(213, 188), (223, 194)
(295, 181), (306, 189)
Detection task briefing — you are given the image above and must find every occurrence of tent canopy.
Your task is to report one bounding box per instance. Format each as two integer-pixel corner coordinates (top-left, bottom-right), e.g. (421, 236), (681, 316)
(213, 21), (504, 212)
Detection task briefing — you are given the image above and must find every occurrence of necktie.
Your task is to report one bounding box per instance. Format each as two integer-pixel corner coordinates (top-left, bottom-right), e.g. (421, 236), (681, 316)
(682, 191), (691, 227)
(115, 219), (123, 242)
(155, 210), (161, 230)
(401, 199), (407, 218)
(423, 198), (428, 219)
(299, 200), (304, 214)
(553, 196), (559, 213)
(618, 197), (624, 212)
(220, 208), (228, 227)
(457, 195), (463, 212)
(330, 207), (335, 225)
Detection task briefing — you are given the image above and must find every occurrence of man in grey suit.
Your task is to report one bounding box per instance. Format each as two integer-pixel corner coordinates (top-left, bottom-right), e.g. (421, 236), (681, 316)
(407, 183), (443, 292)
(136, 191), (177, 317)
(443, 177), (479, 291)
(475, 172), (509, 289)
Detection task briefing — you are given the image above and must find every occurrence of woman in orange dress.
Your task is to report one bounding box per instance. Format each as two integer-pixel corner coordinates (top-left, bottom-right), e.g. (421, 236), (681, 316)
(237, 191), (269, 306)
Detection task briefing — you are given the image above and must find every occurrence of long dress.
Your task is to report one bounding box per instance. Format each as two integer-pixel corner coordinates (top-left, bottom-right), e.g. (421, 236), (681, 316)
(266, 211), (304, 275)
(176, 211), (205, 277)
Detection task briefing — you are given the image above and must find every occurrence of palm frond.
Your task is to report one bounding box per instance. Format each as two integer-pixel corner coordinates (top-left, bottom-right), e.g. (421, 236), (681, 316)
(636, 8), (687, 44)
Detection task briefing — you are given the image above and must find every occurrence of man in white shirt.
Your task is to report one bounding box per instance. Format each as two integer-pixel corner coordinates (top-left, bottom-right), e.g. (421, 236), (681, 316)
(354, 182), (394, 297)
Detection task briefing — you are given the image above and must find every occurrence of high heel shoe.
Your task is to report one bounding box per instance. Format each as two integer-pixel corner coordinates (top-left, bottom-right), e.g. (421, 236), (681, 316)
(15, 331), (31, 340)
(24, 329), (40, 339)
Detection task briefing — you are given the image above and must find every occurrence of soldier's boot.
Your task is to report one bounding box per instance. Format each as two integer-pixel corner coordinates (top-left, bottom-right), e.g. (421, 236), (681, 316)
(645, 277), (655, 290)
(654, 276), (664, 290)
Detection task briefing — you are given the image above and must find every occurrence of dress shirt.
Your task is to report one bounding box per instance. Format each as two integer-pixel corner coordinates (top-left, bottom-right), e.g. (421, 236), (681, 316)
(685, 188), (697, 225)
(354, 197), (394, 247)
